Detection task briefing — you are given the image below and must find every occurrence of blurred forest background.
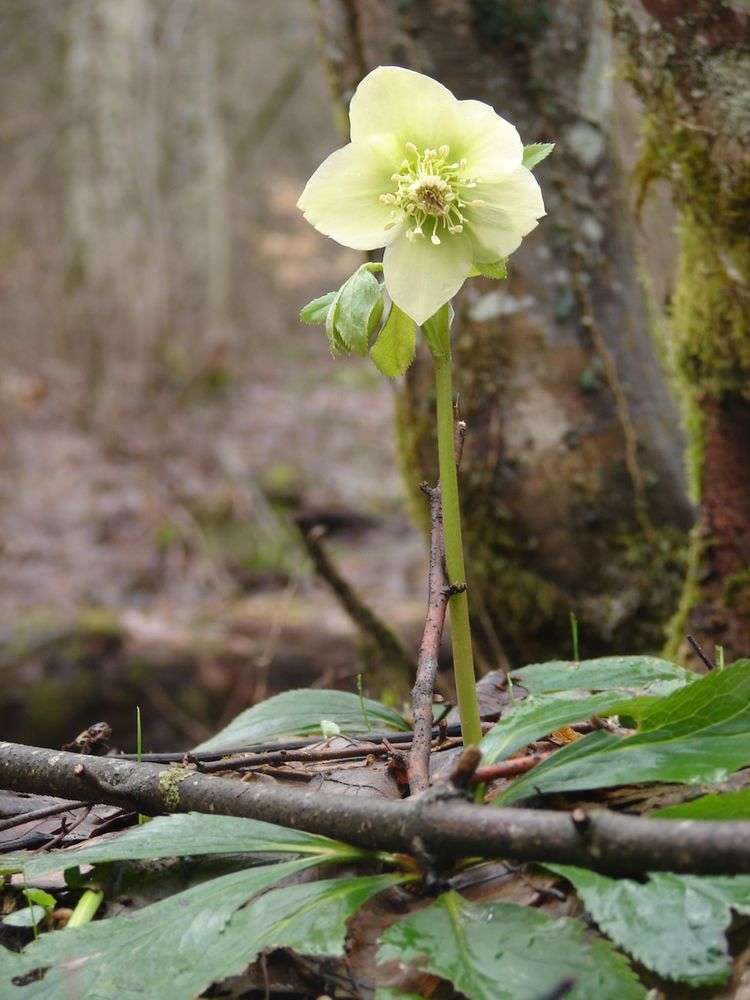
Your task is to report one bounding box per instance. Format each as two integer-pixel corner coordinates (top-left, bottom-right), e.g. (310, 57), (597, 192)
(1, 0), (748, 751)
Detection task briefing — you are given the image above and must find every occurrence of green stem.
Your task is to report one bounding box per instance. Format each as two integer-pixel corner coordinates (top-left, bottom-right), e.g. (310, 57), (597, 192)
(434, 352), (482, 747)
(67, 888), (104, 928)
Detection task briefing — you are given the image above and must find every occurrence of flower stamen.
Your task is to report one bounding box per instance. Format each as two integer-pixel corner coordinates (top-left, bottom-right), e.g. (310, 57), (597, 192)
(382, 142), (479, 242)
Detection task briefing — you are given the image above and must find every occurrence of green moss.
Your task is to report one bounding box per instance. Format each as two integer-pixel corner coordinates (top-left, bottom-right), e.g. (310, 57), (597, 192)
(721, 570), (750, 615)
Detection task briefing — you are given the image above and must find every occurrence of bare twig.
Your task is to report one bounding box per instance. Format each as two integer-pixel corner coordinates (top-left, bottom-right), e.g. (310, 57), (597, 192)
(195, 737), (462, 774)
(408, 416), (467, 796)
(686, 634), (716, 671)
(470, 751), (554, 784)
(294, 518), (415, 688)
(0, 800), (89, 833)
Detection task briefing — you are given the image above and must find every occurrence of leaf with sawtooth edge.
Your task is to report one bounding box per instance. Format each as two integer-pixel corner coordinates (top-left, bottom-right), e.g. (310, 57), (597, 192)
(500, 659), (750, 804)
(1, 867), (404, 1000)
(0, 857), (316, 999)
(548, 865), (750, 986)
(193, 688), (409, 752)
(652, 788), (750, 820)
(511, 655), (695, 694)
(377, 891), (644, 1000)
(0, 812), (365, 880)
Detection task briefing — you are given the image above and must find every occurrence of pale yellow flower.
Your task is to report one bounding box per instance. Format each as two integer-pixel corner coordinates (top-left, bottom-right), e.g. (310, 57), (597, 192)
(297, 66), (546, 325)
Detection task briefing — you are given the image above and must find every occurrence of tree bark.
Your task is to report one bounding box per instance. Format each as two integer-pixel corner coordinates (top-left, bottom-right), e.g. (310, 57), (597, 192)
(611, 0), (750, 664)
(311, 0), (693, 667)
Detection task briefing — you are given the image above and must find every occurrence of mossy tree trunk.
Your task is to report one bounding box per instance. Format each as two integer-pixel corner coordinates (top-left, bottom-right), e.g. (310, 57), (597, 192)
(311, 0), (692, 667)
(611, 0), (750, 664)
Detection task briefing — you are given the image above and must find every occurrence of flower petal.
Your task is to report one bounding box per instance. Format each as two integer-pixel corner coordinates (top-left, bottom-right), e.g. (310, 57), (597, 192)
(349, 66), (458, 152)
(454, 98), (524, 180)
(467, 166), (546, 261)
(383, 233), (473, 326)
(297, 143), (396, 251)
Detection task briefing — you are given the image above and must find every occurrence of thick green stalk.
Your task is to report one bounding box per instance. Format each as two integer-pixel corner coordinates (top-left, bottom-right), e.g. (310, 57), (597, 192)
(434, 353), (482, 747)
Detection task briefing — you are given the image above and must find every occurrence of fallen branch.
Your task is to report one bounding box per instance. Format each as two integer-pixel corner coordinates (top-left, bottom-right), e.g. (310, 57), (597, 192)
(2, 742), (750, 876)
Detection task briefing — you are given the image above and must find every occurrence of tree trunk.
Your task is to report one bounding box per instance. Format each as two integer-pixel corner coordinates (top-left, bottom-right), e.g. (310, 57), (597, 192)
(611, 0), (750, 664)
(311, 0), (692, 666)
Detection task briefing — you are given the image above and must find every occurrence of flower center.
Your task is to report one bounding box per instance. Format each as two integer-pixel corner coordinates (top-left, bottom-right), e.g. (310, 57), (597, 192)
(380, 143), (483, 245)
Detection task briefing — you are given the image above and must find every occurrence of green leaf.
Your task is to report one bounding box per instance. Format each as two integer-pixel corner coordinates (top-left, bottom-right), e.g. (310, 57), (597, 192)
(1, 865), (403, 1000)
(0, 857), (321, 999)
(470, 259), (507, 280)
(548, 865), (750, 986)
(652, 789), (750, 820)
(370, 302), (416, 377)
(377, 891), (644, 1000)
(523, 142), (554, 170)
(335, 265), (385, 357)
(2, 905), (47, 929)
(300, 290), (336, 325)
(376, 991), (424, 1000)
(192, 688), (409, 752)
(500, 659), (750, 804)
(511, 655), (695, 694)
(481, 690), (640, 766)
(421, 301), (453, 361)
(0, 813), (360, 881)
(223, 872), (405, 960)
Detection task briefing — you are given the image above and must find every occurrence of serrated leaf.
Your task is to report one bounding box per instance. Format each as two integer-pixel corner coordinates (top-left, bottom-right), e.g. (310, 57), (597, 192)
(377, 891), (644, 1000)
(300, 290), (336, 325)
(0, 857), (319, 999)
(523, 142), (554, 170)
(500, 659), (750, 804)
(193, 688), (409, 752)
(481, 690), (641, 766)
(1, 813), (360, 881)
(652, 788), (750, 820)
(336, 266), (384, 357)
(548, 865), (750, 986)
(421, 301), (453, 361)
(471, 259), (508, 280)
(511, 655), (695, 694)
(224, 872), (404, 958)
(370, 303), (416, 377)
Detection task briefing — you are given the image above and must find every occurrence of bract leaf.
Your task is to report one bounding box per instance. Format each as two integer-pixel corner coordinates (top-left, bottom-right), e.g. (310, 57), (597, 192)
(193, 688), (409, 752)
(500, 659), (750, 804)
(470, 259), (507, 280)
(0, 857), (320, 1000)
(652, 788), (750, 820)
(370, 303), (416, 377)
(1, 813), (361, 881)
(548, 865), (750, 986)
(377, 891), (644, 1000)
(300, 290), (336, 325)
(523, 142), (554, 170)
(336, 266), (385, 357)
(481, 690), (640, 766)
(511, 655), (695, 694)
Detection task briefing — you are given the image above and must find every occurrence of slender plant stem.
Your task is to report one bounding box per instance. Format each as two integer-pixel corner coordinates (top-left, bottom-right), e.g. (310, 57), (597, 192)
(434, 353), (482, 747)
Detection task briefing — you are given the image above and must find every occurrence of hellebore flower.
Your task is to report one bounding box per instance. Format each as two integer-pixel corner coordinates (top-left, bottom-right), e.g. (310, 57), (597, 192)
(297, 66), (546, 326)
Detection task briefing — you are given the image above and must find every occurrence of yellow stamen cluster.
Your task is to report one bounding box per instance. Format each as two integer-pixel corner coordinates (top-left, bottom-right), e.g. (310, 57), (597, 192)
(380, 143), (483, 245)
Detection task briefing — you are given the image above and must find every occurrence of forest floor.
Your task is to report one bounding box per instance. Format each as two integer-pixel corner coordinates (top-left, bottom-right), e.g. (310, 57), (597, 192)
(0, 332), (428, 752)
